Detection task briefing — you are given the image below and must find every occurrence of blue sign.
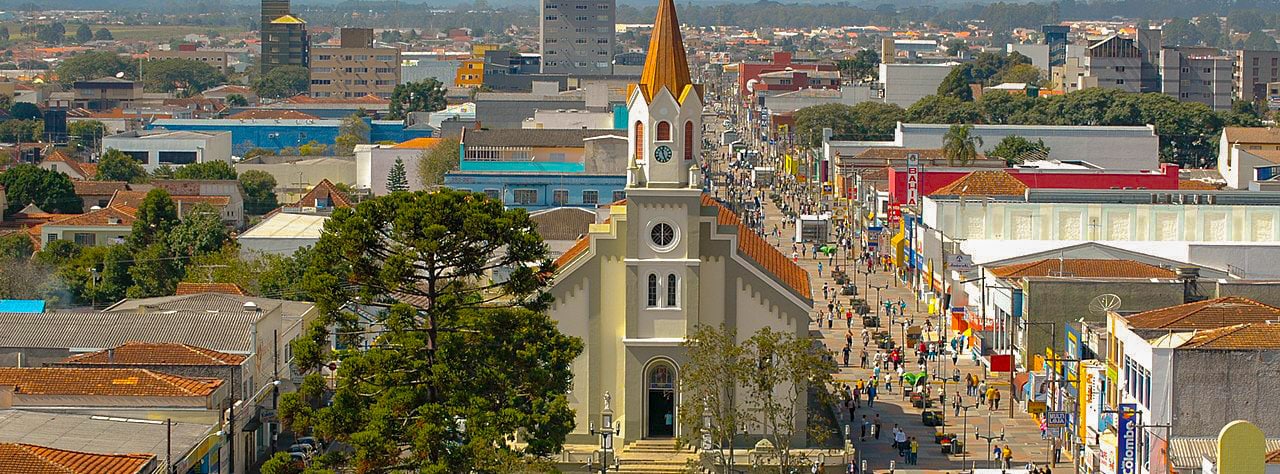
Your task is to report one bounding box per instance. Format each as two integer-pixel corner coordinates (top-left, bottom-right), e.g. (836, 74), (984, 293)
(1117, 403), (1139, 474)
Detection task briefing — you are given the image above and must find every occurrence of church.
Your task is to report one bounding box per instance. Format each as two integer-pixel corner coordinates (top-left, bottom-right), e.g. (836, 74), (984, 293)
(546, 0), (815, 445)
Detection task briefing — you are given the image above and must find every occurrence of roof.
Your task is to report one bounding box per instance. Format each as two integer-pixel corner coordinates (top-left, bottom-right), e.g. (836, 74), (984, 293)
(1223, 127), (1280, 144)
(61, 341), (246, 366)
(0, 443), (153, 474)
(0, 300), (44, 313)
(73, 181), (128, 197)
(1168, 437), (1280, 467)
(530, 207), (596, 241)
(700, 194), (811, 302)
(0, 410), (209, 471)
(108, 130), (225, 141)
(932, 170), (1028, 196)
(41, 151), (94, 178)
(638, 0), (695, 103)
(855, 148), (952, 161)
(553, 235), (591, 269)
(992, 258), (1176, 279)
(109, 190), (230, 209)
(1177, 323), (1280, 350)
(175, 282), (247, 296)
(239, 212), (328, 239)
(462, 128), (620, 148)
(0, 367), (221, 397)
(1124, 297), (1280, 331)
(292, 179), (352, 209)
(43, 206), (136, 228)
(1268, 448), (1280, 464)
(0, 310), (262, 353)
(226, 109), (320, 120)
(1178, 179), (1221, 190)
(270, 14), (306, 24)
(392, 137), (445, 149)
(280, 93), (388, 105)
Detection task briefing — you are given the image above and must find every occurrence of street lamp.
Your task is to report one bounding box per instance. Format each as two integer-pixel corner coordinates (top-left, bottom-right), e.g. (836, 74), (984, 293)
(588, 392), (621, 473)
(975, 411), (1005, 469)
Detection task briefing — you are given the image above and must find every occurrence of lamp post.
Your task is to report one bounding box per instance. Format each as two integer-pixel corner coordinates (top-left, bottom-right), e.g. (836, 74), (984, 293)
(957, 402), (979, 468)
(588, 392), (621, 473)
(975, 409), (1005, 469)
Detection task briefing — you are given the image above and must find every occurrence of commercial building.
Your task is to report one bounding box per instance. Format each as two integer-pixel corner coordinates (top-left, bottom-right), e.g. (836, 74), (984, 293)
(737, 52), (838, 96)
(101, 130), (233, 172)
(72, 77), (142, 112)
(876, 62), (957, 107)
(753, 69), (840, 93)
(149, 46), (231, 74)
(146, 117), (431, 154)
(884, 164), (1182, 206)
(309, 28), (401, 99)
(482, 50), (558, 92)
(539, 0), (615, 75)
(1160, 47), (1233, 111)
(1218, 126), (1280, 190)
(472, 81), (587, 129)
(353, 137), (443, 195)
(238, 179), (351, 256)
(1235, 50), (1280, 102)
(260, 0), (308, 73)
(1075, 35), (1142, 93)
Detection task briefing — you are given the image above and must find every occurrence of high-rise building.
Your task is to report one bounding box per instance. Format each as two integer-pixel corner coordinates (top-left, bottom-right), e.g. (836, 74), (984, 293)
(1160, 47), (1232, 111)
(261, 0), (309, 74)
(309, 28), (401, 99)
(1042, 25), (1069, 67)
(1136, 28), (1163, 93)
(1235, 50), (1280, 102)
(539, 0), (615, 75)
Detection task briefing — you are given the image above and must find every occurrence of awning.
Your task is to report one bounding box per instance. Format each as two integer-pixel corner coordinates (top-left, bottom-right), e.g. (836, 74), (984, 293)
(241, 406), (264, 432)
(891, 232), (906, 266)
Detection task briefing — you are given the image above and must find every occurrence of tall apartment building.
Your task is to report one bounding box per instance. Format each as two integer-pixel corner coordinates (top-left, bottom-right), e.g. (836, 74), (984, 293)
(1236, 50), (1280, 102)
(150, 46), (231, 74)
(1074, 35), (1142, 93)
(260, 0), (309, 74)
(309, 28), (401, 99)
(539, 0), (615, 75)
(1160, 47), (1233, 111)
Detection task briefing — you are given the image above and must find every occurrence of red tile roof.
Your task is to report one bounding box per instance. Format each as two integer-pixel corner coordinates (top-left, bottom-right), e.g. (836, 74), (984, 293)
(1124, 297), (1280, 331)
(0, 367), (222, 397)
(293, 179), (353, 208)
(61, 341), (247, 366)
(109, 190), (230, 209)
(43, 205), (136, 228)
(41, 151), (94, 178)
(175, 282), (248, 296)
(1177, 323), (1280, 350)
(73, 180), (129, 196)
(553, 236), (591, 269)
(932, 170), (1028, 196)
(281, 93), (389, 104)
(701, 194), (811, 301)
(0, 443), (153, 474)
(1178, 179), (1221, 190)
(991, 258), (1175, 279)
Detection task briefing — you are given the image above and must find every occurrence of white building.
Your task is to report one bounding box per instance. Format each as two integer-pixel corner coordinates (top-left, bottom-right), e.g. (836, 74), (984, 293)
(877, 62), (957, 107)
(522, 108), (615, 129)
(1218, 127), (1280, 190)
(101, 130), (233, 172)
(354, 138), (444, 195)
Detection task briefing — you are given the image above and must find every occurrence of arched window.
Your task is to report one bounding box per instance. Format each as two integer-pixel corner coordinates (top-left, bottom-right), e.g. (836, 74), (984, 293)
(634, 121), (644, 161)
(683, 121), (694, 161)
(666, 274), (678, 307)
(656, 121), (671, 141)
(647, 274), (658, 307)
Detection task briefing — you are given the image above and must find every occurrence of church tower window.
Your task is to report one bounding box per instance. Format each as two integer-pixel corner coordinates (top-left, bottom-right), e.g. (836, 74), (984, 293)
(647, 274), (658, 307)
(666, 274), (677, 306)
(634, 121), (644, 161)
(683, 121), (694, 160)
(656, 121), (671, 141)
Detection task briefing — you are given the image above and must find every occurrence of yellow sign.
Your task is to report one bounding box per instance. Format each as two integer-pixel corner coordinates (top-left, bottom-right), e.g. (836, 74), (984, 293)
(1027, 401), (1047, 415)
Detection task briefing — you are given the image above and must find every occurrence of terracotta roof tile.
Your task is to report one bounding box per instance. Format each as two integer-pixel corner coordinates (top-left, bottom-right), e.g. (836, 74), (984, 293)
(932, 170), (1028, 196)
(41, 151), (93, 178)
(553, 236), (591, 269)
(1178, 179), (1221, 190)
(1267, 448), (1280, 464)
(1125, 297), (1280, 330)
(73, 180), (129, 196)
(292, 179), (352, 209)
(227, 109), (320, 120)
(175, 282), (248, 296)
(0, 367), (222, 397)
(43, 206), (136, 228)
(110, 190), (230, 209)
(991, 258), (1175, 279)
(530, 208), (595, 241)
(392, 137), (444, 149)
(61, 341), (246, 366)
(855, 148), (950, 161)
(0, 443), (153, 474)
(1223, 127), (1280, 144)
(281, 93), (387, 104)
(1178, 323), (1280, 350)
(701, 194), (811, 301)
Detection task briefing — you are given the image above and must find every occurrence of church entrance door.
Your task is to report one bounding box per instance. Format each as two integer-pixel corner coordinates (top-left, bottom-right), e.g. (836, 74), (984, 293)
(646, 361), (676, 438)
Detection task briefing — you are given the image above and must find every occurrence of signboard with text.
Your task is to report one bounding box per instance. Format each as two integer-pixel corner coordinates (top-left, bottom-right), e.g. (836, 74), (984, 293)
(906, 153), (920, 207)
(1118, 403), (1139, 474)
(1046, 411), (1069, 427)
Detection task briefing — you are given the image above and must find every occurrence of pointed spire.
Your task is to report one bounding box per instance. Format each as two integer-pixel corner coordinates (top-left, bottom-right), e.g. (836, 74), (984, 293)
(639, 0), (692, 102)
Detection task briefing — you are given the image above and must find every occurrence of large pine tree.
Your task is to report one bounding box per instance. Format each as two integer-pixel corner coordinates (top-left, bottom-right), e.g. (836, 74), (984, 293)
(386, 157), (409, 192)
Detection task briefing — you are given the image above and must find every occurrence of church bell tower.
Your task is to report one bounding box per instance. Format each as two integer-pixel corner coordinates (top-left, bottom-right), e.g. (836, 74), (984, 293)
(626, 0), (702, 189)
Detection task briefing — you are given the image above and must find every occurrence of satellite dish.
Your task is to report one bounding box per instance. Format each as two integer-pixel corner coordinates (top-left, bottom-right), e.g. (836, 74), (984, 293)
(1088, 294), (1122, 317)
(115, 72), (125, 78)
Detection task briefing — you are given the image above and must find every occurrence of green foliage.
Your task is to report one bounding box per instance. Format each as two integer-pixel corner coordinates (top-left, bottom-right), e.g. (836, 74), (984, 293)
(297, 141), (329, 156)
(1244, 31), (1278, 51)
(387, 78), (447, 120)
(68, 120), (106, 151)
(385, 157), (409, 192)
(93, 27), (113, 41)
(75, 23), (92, 43)
(55, 51), (132, 84)
(943, 124), (983, 166)
(253, 65), (309, 99)
(937, 51), (1031, 100)
(141, 58), (227, 93)
(1229, 10), (1267, 34)
(36, 22), (66, 44)
(741, 326), (836, 469)
(126, 242), (182, 298)
(0, 119), (42, 142)
(977, 91), (1037, 124)
(150, 164), (175, 180)
(943, 38), (970, 57)
(8, 102), (41, 120)
(837, 49), (879, 83)
(225, 93), (249, 107)
(988, 135), (1050, 165)
(677, 324), (747, 462)
(95, 149), (147, 183)
(907, 95), (982, 124)
(0, 232), (34, 260)
(172, 160), (237, 180)
(239, 170), (279, 215)
(165, 203), (230, 256)
(259, 452), (302, 474)
(1163, 18), (1203, 47)
(0, 164), (82, 216)
(128, 188), (179, 248)
(334, 114), (370, 156)
(416, 137), (460, 189)
(183, 246), (314, 300)
(793, 102), (904, 147)
(298, 189), (580, 469)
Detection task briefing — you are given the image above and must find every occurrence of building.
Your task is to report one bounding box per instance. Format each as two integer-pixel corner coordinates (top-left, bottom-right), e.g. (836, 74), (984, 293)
(1160, 47), (1232, 111)
(482, 50), (558, 92)
(539, 0), (615, 75)
(1218, 127), (1280, 190)
(473, 81), (587, 129)
(400, 52), (464, 86)
(444, 172), (627, 210)
(0, 412), (210, 474)
(458, 128), (626, 173)
(101, 130), (233, 172)
(147, 117), (431, 154)
(1007, 43), (1051, 72)
(150, 46), (231, 74)
(522, 108), (615, 129)
(753, 69), (840, 93)
(354, 137), (444, 195)
(0, 442), (156, 474)
(1235, 50), (1280, 102)
(72, 77), (142, 112)
(309, 28), (401, 99)
(38, 150), (98, 181)
(260, 0), (308, 73)
(546, 0), (813, 446)
(235, 155), (356, 201)
(1069, 35), (1142, 93)
(883, 164), (1182, 205)
(877, 63), (958, 107)
(737, 52), (838, 96)
(455, 58), (485, 87)
(0, 367), (226, 409)
(238, 179), (351, 256)
(1043, 24), (1070, 67)
(37, 205), (135, 248)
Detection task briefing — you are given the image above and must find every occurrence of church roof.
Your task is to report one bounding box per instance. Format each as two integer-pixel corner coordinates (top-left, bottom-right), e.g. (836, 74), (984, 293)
(638, 0), (695, 103)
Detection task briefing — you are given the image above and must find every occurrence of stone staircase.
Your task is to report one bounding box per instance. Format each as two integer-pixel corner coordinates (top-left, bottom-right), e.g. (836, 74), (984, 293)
(616, 438), (698, 473)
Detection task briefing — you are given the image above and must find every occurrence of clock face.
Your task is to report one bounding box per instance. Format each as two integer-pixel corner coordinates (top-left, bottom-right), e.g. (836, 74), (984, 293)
(654, 145), (673, 163)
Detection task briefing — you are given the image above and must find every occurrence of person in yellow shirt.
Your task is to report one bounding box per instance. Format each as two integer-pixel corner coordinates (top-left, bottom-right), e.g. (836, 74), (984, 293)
(909, 437), (919, 465)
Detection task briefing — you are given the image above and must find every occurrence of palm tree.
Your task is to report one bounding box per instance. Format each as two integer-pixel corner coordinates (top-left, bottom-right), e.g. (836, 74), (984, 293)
(943, 124), (983, 166)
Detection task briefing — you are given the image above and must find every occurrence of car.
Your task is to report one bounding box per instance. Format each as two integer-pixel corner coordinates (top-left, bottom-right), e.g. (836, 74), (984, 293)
(296, 436), (323, 452)
(287, 444), (315, 457)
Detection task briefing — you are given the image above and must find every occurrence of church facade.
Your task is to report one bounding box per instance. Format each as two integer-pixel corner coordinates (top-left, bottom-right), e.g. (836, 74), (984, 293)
(546, 0), (814, 445)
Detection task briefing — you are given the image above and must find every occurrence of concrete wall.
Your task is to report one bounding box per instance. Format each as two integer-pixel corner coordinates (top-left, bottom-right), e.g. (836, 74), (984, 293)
(474, 98), (586, 129)
(1171, 349), (1280, 437)
(235, 157), (356, 199)
(101, 132), (233, 172)
(879, 63), (956, 108)
(898, 123), (1159, 170)
(1022, 279), (1186, 360)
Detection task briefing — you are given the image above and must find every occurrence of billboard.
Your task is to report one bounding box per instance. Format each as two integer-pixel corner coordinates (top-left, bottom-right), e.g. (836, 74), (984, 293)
(1117, 403), (1139, 474)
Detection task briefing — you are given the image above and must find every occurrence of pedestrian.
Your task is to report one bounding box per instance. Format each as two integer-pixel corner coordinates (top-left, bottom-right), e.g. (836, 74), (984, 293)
(827, 311), (834, 329)
(953, 394), (963, 417)
(842, 345), (851, 367)
(845, 331), (854, 347)
(872, 414), (882, 440)
(860, 415), (868, 441)
(894, 426), (907, 457)
(860, 350), (868, 368)
(846, 309), (853, 328)
(909, 437), (919, 465)
(978, 380), (988, 405)
(867, 384), (877, 407)
(1002, 445), (1013, 469)
(823, 282), (830, 300)
(952, 351), (960, 367)
(818, 261), (824, 277)
(992, 388), (1002, 411)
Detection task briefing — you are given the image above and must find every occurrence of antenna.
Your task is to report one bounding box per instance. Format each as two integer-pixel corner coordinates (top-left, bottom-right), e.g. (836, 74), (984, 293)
(1089, 293), (1122, 318)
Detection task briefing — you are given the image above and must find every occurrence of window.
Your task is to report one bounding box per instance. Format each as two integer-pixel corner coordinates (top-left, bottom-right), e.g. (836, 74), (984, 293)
(1115, 79), (1125, 84)
(553, 189), (569, 205)
(684, 121), (694, 160)
(513, 189), (538, 204)
(576, 38), (587, 44)
(582, 190), (599, 205)
(576, 15), (588, 20)
(598, 38), (609, 44)
(159, 151), (197, 165)
(317, 54), (331, 61)
(656, 121), (671, 141)
(353, 67), (369, 73)
(1203, 80), (1211, 86)
(597, 3), (609, 8)
(1203, 68), (1211, 73)
(356, 55), (368, 61)
(483, 189), (501, 200)
(779, 79), (792, 85)
(575, 4), (587, 8)
(666, 274), (677, 306)
(73, 233), (96, 246)
(310, 79), (331, 85)
(375, 67), (396, 73)
(612, 190), (626, 202)
(546, 2), (558, 8)
(312, 67), (333, 73)
(354, 80), (368, 85)
(376, 55), (395, 61)
(1114, 66), (1125, 72)
(647, 274), (658, 307)
(633, 121), (644, 161)
(375, 80), (394, 86)
(650, 223), (675, 247)
(46, 233), (56, 242)
(545, 15), (558, 20)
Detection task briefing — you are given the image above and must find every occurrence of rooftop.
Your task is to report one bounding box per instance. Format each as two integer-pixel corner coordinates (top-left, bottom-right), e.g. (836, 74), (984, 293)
(0, 367), (221, 397)
(1223, 126), (1280, 144)
(0, 442), (153, 474)
(932, 170), (1028, 196)
(43, 206), (136, 228)
(1124, 297), (1280, 331)
(61, 341), (246, 366)
(992, 258), (1176, 279)
(174, 282), (247, 296)
(0, 309), (263, 353)
(1178, 323), (1280, 350)
(461, 128), (622, 148)
(73, 181), (129, 197)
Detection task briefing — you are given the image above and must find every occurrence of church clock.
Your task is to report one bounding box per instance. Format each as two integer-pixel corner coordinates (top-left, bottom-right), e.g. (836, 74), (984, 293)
(654, 145), (673, 163)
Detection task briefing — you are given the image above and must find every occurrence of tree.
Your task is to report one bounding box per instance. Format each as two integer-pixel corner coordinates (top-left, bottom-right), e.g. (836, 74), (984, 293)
(0, 165), (82, 216)
(0, 119), (42, 142)
(128, 188), (179, 248)
(68, 120), (106, 151)
(0, 232), (34, 260)
(333, 114), (370, 155)
(75, 23), (92, 43)
(992, 63), (1043, 85)
(141, 58), (227, 93)
(742, 327), (835, 470)
(239, 170), (279, 215)
(677, 324), (748, 469)
(386, 158), (409, 192)
(259, 452), (303, 474)
(836, 48), (879, 83)
(150, 164), (175, 180)
(172, 160), (237, 180)
(1244, 31), (1278, 51)
(290, 189), (581, 470)
(93, 27), (113, 41)
(906, 95), (982, 124)
(978, 90), (1037, 124)
(792, 102), (904, 147)
(95, 149), (147, 183)
(36, 22), (65, 44)
(416, 137), (460, 189)
(8, 102), (41, 120)
(943, 124), (983, 166)
(297, 140), (328, 156)
(0, 26), (9, 42)
(387, 78), (447, 119)
(166, 203), (229, 256)
(1162, 18), (1203, 47)
(1228, 10), (1266, 35)
(943, 38), (970, 57)
(225, 93), (249, 107)
(55, 51), (132, 84)
(253, 65), (309, 99)
(987, 135), (1049, 165)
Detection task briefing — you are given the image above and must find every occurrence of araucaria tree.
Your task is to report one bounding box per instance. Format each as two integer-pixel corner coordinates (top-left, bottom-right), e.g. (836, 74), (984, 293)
(386, 157), (409, 192)
(287, 189), (583, 471)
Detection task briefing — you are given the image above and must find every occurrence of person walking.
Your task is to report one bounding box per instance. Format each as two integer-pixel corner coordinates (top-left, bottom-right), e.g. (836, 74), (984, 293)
(860, 350), (868, 368)
(953, 394), (963, 417)
(842, 345), (851, 367)
(991, 388), (1002, 411)
(909, 437), (919, 465)
(978, 380), (988, 405)
(867, 384), (877, 407)
(1002, 444), (1014, 469)
(860, 415), (869, 441)
(817, 261), (824, 277)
